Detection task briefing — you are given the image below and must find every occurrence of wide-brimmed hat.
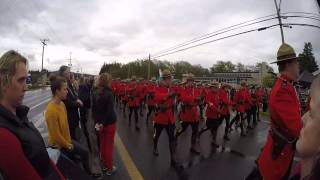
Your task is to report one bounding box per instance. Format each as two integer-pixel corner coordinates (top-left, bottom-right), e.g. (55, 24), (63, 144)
(240, 80), (247, 86)
(208, 81), (219, 88)
(221, 83), (232, 89)
(161, 69), (171, 78)
(270, 43), (298, 64)
(131, 76), (137, 81)
(186, 73), (195, 81)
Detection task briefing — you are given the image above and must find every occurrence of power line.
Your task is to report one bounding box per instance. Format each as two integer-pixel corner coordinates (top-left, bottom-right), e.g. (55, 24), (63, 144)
(152, 24), (280, 59)
(150, 11), (318, 59)
(21, 0), (63, 44)
(282, 15), (320, 22)
(284, 23), (320, 29)
(152, 17), (279, 58)
(152, 13), (278, 56)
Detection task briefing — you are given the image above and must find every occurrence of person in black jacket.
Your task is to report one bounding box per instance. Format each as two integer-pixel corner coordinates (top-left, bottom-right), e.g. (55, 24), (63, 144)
(0, 50), (65, 180)
(92, 73), (117, 176)
(59, 66), (83, 140)
(78, 77), (91, 150)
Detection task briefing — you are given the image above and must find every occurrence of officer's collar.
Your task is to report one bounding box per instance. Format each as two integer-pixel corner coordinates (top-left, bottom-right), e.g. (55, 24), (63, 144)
(279, 74), (296, 83)
(0, 104), (29, 127)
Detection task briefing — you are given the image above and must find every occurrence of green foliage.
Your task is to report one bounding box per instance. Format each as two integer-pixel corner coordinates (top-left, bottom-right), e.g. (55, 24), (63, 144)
(256, 62), (274, 73)
(298, 42), (318, 73)
(99, 60), (209, 79)
(262, 74), (275, 88)
(99, 59), (274, 80)
(210, 61), (235, 73)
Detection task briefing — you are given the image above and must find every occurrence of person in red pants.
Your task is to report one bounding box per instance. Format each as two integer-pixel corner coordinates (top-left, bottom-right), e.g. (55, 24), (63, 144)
(92, 73), (117, 176)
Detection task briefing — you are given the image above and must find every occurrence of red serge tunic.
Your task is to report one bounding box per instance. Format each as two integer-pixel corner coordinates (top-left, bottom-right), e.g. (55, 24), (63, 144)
(179, 87), (199, 122)
(219, 89), (231, 115)
(153, 85), (175, 125)
(127, 83), (140, 107)
(257, 75), (302, 180)
(205, 91), (221, 120)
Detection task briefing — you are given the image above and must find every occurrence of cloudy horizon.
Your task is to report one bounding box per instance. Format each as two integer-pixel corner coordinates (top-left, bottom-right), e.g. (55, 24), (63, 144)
(0, 0), (319, 75)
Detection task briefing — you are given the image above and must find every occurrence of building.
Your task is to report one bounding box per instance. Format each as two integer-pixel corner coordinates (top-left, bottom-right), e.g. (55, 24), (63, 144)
(194, 63), (270, 85)
(194, 71), (261, 85)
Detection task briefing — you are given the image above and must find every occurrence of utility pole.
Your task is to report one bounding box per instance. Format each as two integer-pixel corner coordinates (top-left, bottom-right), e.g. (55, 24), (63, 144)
(68, 52), (72, 67)
(40, 39), (49, 71)
(273, 0), (285, 43)
(147, 54), (151, 80)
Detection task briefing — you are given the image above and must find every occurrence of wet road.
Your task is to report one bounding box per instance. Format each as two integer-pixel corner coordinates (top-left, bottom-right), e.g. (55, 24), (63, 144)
(25, 89), (270, 180)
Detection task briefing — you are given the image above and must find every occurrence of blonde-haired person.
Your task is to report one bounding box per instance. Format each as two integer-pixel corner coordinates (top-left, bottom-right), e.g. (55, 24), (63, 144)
(295, 77), (320, 180)
(92, 73), (117, 175)
(0, 50), (65, 180)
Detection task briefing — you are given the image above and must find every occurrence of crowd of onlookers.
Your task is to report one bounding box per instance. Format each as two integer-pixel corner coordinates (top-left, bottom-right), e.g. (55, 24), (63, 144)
(0, 50), (117, 180)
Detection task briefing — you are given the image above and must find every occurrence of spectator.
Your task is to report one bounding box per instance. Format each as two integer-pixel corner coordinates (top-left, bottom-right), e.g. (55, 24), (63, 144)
(0, 50), (65, 180)
(295, 77), (320, 180)
(92, 73), (117, 175)
(78, 77), (92, 151)
(59, 65), (83, 140)
(45, 75), (99, 178)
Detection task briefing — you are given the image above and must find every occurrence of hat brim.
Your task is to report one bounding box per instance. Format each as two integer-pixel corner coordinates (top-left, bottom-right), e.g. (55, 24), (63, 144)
(270, 57), (299, 64)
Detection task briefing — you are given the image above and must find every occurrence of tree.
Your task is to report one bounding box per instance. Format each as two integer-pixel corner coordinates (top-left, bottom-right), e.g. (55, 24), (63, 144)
(210, 61), (235, 73)
(256, 62), (274, 73)
(235, 63), (246, 72)
(298, 42), (318, 73)
(262, 74), (275, 88)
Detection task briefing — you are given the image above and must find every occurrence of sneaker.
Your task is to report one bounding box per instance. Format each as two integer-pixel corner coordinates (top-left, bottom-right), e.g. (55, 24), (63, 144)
(104, 166), (117, 176)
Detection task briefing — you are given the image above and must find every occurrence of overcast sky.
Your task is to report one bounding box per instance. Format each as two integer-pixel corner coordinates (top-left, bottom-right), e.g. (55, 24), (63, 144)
(0, 0), (319, 74)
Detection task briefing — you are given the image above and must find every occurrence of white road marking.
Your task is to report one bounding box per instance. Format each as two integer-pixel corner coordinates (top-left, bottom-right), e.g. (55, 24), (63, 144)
(29, 98), (51, 111)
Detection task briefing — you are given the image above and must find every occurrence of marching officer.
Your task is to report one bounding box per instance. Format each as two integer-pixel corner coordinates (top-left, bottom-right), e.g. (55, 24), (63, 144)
(246, 43), (303, 180)
(127, 76), (140, 131)
(152, 69), (178, 166)
(244, 83), (253, 130)
(176, 73), (200, 154)
(145, 78), (157, 124)
(219, 83), (232, 141)
(199, 82), (221, 147)
(229, 81), (250, 137)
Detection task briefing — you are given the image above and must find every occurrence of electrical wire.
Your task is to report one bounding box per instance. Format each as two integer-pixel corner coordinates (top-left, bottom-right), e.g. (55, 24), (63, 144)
(153, 24), (280, 59)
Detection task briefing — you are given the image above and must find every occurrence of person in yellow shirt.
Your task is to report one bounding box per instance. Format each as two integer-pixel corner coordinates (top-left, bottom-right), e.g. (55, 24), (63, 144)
(45, 75), (99, 178)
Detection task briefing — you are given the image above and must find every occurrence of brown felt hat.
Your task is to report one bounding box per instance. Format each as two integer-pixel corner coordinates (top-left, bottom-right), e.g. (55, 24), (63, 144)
(161, 69), (171, 78)
(270, 43), (298, 64)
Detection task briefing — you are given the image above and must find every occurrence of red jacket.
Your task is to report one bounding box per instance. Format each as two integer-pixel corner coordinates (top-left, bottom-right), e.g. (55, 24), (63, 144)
(146, 84), (157, 106)
(257, 75), (302, 180)
(233, 88), (246, 113)
(205, 91), (221, 119)
(179, 87), (199, 122)
(219, 88), (231, 115)
(244, 87), (253, 110)
(153, 85), (175, 125)
(127, 83), (140, 107)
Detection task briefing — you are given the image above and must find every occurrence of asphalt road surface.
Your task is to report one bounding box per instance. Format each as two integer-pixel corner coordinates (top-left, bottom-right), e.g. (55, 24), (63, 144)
(25, 88), (271, 180)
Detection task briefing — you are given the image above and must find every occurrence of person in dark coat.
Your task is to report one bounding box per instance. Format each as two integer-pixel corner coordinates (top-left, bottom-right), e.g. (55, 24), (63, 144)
(78, 77), (91, 150)
(92, 73), (117, 176)
(59, 65), (83, 140)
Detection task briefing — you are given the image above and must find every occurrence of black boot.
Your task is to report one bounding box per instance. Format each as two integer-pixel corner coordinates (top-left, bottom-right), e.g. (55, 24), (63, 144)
(153, 139), (159, 156)
(190, 134), (200, 155)
(169, 142), (178, 166)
